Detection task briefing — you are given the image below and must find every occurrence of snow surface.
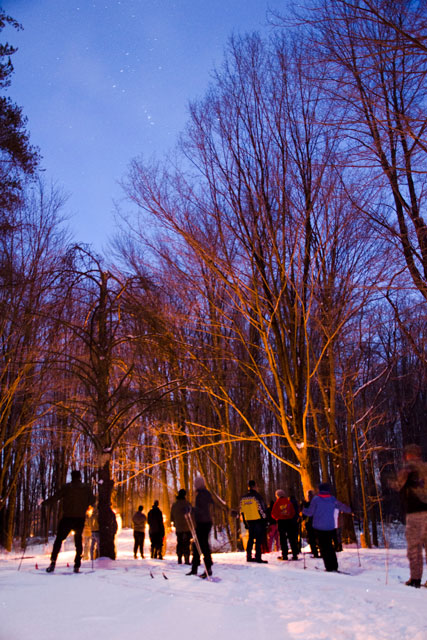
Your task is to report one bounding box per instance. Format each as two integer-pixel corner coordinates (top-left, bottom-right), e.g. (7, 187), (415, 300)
(1, 528), (426, 640)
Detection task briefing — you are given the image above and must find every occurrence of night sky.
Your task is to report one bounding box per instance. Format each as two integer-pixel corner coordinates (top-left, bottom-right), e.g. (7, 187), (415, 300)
(2, 1), (287, 249)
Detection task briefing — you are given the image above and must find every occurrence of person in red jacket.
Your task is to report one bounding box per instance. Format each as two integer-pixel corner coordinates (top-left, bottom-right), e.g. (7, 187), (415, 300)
(271, 489), (299, 561)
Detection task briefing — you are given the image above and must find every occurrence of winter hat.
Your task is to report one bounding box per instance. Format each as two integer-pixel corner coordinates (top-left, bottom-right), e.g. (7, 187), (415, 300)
(404, 444), (422, 459)
(318, 482), (332, 493)
(194, 476), (205, 490)
(275, 489), (285, 498)
(177, 489), (186, 499)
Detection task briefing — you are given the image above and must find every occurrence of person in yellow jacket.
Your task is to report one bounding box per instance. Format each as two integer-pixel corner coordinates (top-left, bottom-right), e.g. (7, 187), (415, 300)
(240, 480), (268, 564)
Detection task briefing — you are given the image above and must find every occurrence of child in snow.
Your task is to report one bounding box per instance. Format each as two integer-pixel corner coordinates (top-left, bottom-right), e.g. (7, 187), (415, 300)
(303, 482), (351, 572)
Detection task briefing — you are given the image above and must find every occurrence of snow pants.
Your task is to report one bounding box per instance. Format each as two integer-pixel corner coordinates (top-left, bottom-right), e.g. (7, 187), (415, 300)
(278, 519), (299, 559)
(133, 530), (145, 558)
(191, 521), (212, 571)
(176, 530), (191, 563)
(314, 528), (338, 571)
(50, 516), (85, 569)
(149, 532), (163, 558)
(306, 520), (319, 557)
(246, 519), (265, 561)
(405, 510), (427, 580)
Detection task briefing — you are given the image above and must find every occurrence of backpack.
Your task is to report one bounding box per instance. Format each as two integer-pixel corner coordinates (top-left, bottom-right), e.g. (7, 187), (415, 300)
(272, 497), (296, 520)
(279, 498), (295, 519)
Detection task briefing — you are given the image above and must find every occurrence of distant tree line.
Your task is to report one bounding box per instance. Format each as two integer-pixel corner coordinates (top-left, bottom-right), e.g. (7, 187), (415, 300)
(1, 1), (426, 555)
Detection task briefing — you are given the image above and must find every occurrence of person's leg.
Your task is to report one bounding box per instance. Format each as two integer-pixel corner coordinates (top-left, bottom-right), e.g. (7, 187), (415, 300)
(198, 523), (212, 572)
(183, 531), (191, 563)
(156, 533), (163, 559)
(189, 536), (200, 574)
(254, 520), (264, 561)
(246, 522), (255, 560)
(133, 532), (138, 558)
(406, 512), (424, 583)
(307, 523), (319, 557)
(49, 518), (73, 566)
(176, 531), (183, 562)
(288, 521), (299, 559)
(73, 518), (85, 570)
(278, 521), (288, 559)
(317, 530), (338, 571)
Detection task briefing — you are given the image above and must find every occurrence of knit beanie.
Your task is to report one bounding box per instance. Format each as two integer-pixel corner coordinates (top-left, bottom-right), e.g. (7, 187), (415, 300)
(275, 489), (285, 498)
(318, 482), (332, 493)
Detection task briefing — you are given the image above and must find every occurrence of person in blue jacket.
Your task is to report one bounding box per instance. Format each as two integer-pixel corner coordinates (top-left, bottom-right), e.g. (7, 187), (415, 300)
(303, 482), (351, 572)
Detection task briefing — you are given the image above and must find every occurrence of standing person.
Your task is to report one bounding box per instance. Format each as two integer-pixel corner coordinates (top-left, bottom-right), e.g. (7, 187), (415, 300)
(170, 489), (192, 564)
(42, 470), (96, 573)
(187, 476), (214, 578)
(303, 482), (351, 572)
(271, 489), (299, 561)
(240, 480), (268, 564)
(393, 444), (427, 588)
(147, 500), (165, 559)
(132, 505), (146, 559)
(301, 490), (319, 558)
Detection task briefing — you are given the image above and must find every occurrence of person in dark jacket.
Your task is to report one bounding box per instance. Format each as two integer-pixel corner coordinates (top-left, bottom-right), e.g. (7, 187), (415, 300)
(393, 444), (427, 588)
(42, 470), (96, 573)
(240, 480), (268, 564)
(170, 489), (192, 564)
(187, 476), (214, 577)
(303, 482), (351, 572)
(147, 500), (165, 559)
(132, 505), (146, 559)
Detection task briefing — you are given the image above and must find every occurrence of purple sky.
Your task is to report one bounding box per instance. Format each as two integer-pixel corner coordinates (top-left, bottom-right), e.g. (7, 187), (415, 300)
(3, 1), (287, 249)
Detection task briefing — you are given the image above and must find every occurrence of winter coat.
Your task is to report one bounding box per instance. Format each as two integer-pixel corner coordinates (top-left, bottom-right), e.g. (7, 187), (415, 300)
(240, 489), (267, 523)
(147, 505), (165, 536)
(43, 480), (95, 519)
(170, 498), (192, 532)
(303, 492), (351, 531)
(132, 510), (147, 532)
(271, 496), (296, 521)
(396, 459), (427, 513)
(193, 488), (213, 524)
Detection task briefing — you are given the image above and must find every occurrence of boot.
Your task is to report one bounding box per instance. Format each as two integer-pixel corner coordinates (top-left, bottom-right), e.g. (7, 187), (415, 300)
(184, 556), (190, 565)
(46, 562), (55, 573)
(405, 578), (421, 588)
(178, 556), (182, 564)
(200, 568), (212, 579)
(186, 569), (197, 575)
(73, 566), (80, 573)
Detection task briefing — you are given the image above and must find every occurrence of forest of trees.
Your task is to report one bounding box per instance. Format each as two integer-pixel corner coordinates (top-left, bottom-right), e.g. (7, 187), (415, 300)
(1, 0), (426, 556)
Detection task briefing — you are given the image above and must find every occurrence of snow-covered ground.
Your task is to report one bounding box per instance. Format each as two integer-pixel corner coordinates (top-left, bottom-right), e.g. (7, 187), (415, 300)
(1, 528), (426, 640)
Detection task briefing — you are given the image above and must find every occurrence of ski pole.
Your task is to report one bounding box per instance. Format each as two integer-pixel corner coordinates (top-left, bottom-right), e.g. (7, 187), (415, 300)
(185, 512), (211, 581)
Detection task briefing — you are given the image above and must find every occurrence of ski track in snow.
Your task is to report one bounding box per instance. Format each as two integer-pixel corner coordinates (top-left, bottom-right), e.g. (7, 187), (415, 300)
(0, 529), (426, 640)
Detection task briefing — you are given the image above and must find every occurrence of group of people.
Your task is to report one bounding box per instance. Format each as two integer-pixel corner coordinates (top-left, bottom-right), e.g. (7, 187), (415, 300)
(41, 444), (427, 587)
(131, 478), (214, 578)
(239, 480), (351, 573)
(131, 500), (165, 560)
